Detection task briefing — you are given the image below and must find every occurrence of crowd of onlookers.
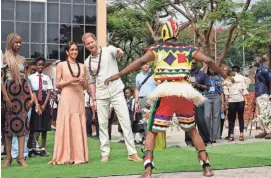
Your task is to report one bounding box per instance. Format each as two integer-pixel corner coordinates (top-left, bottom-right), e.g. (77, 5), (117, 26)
(184, 61), (251, 146)
(1, 54), (270, 161)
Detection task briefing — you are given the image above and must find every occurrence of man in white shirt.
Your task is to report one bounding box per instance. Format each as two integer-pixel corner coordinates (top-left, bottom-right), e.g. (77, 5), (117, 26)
(82, 33), (142, 163)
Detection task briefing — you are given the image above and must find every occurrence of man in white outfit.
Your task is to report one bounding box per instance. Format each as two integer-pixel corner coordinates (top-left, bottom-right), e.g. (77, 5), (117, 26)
(82, 33), (142, 162)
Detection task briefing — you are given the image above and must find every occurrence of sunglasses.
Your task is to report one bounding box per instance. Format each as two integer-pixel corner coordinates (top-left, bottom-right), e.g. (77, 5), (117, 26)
(192, 63), (196, 65)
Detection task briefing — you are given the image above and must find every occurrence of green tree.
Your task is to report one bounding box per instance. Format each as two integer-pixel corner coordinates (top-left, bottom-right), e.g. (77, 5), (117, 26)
(107, 0), (254, 86)
(242, 0), (271, 55)
(107, 3), (152, 87)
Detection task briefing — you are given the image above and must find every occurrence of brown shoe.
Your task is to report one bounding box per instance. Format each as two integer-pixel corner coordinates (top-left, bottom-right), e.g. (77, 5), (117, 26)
(101, 156), (109, 163)
(264, 133), (271, 139)
(128, 154), (143, 162)
(255, 132), (267, 138)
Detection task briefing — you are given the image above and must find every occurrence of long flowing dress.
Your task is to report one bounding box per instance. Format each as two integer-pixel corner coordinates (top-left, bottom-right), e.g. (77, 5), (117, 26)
(49, 61), (88, 164)
(2, 61), (31, 137)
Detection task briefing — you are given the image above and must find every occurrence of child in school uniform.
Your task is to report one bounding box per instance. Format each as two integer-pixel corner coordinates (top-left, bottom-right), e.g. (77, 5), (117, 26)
(118, 88), (141, 143)
(28, 56), (53, 156)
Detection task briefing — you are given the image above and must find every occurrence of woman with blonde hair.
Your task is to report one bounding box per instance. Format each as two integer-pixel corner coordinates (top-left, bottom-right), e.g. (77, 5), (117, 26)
(1, 33), (35, 167)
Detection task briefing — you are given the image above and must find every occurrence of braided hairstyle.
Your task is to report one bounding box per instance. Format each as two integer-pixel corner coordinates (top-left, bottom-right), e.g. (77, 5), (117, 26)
(4, 33), (22, 85)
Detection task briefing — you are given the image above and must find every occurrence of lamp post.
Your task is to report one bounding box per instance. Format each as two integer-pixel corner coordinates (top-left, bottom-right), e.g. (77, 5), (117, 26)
(243, 35), (245, 68)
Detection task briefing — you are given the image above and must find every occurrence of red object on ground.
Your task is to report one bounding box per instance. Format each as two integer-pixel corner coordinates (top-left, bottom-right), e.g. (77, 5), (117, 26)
(244, 92), (256, 120)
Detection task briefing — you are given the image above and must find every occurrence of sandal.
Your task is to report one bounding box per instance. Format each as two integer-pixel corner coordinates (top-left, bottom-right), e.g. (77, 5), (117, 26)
(239, 136), (244, 141)
(228, 136), (234, 142)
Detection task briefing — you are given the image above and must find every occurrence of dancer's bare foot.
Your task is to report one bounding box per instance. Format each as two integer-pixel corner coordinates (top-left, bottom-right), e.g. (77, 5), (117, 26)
(138, 167), (152, 178)
(203, 167), (214, 177)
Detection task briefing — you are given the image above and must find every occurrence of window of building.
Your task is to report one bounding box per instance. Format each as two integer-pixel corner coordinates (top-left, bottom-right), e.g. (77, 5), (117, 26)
(1, 0), (14, 21)
(1, 0), (97, 62)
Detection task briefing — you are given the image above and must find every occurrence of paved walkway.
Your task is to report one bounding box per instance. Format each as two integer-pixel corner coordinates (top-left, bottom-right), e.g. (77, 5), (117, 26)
(110, 124), (271, 148)
(105, 125), (271, 178)
(104, 166), (271, 178)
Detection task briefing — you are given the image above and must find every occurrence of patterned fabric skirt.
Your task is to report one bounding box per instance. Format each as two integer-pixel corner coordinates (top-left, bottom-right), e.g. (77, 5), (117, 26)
(147, 96), (196, 132)
(4, 79), (31, 137)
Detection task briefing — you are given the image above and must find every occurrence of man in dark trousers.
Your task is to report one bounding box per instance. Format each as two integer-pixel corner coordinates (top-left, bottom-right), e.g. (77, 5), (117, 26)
(185, 59), (212, 146)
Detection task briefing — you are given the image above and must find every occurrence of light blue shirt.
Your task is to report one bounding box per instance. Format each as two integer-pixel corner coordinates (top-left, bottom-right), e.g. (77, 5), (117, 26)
(136, 70), (157, 97)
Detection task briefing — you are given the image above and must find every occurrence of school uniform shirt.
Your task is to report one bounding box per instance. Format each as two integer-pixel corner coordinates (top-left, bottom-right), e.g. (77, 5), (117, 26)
(84, 90), (90, 107)
(126, 97), (135, 112)
(50, 95), (60, 109)
(28, 72), (53, 92)
(84, 90), (94, 107)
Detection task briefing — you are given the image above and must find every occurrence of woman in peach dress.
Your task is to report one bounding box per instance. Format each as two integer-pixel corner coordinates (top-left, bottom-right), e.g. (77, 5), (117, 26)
(49, 42), (88, 164)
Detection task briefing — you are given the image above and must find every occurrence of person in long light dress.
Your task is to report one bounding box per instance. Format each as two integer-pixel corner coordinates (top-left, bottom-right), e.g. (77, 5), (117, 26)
(49, 42), (88, 164)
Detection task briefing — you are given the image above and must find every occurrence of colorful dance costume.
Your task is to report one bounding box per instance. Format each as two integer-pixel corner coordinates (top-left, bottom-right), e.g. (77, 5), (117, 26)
(143, 18), (210, 171)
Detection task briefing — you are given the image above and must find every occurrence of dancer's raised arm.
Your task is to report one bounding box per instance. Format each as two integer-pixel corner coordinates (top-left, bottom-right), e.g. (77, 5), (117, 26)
(193, 51), (227, 80)
(104, 50), (155, 85)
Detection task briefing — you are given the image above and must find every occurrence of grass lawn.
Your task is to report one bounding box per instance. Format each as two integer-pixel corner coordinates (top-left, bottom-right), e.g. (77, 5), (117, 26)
(2, 131), (271, 178)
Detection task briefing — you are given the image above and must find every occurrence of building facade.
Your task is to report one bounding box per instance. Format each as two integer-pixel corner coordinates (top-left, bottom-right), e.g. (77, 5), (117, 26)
(1, 0), (106, 63)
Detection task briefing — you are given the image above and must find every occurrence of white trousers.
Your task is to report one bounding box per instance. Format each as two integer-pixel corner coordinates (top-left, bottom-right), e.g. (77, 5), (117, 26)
(97, 91), (137, 156)
(256, 94), (271, 134)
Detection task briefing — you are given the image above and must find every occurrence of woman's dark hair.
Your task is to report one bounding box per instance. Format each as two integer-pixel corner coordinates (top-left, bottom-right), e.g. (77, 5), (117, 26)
(65, 41), (78, 59)
(34, 56), (46, 64)
(207, 67), (218, 76)
(231, 65), (240, 73)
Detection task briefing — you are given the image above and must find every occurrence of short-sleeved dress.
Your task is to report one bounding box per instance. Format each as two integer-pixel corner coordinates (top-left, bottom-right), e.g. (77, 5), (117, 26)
(2, 61), (31, 137)
(49, 61), (88, 164)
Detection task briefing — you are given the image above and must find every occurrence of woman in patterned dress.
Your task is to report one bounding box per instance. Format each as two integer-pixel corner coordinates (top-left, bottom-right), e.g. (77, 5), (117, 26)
(1, 33), (35, 168)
